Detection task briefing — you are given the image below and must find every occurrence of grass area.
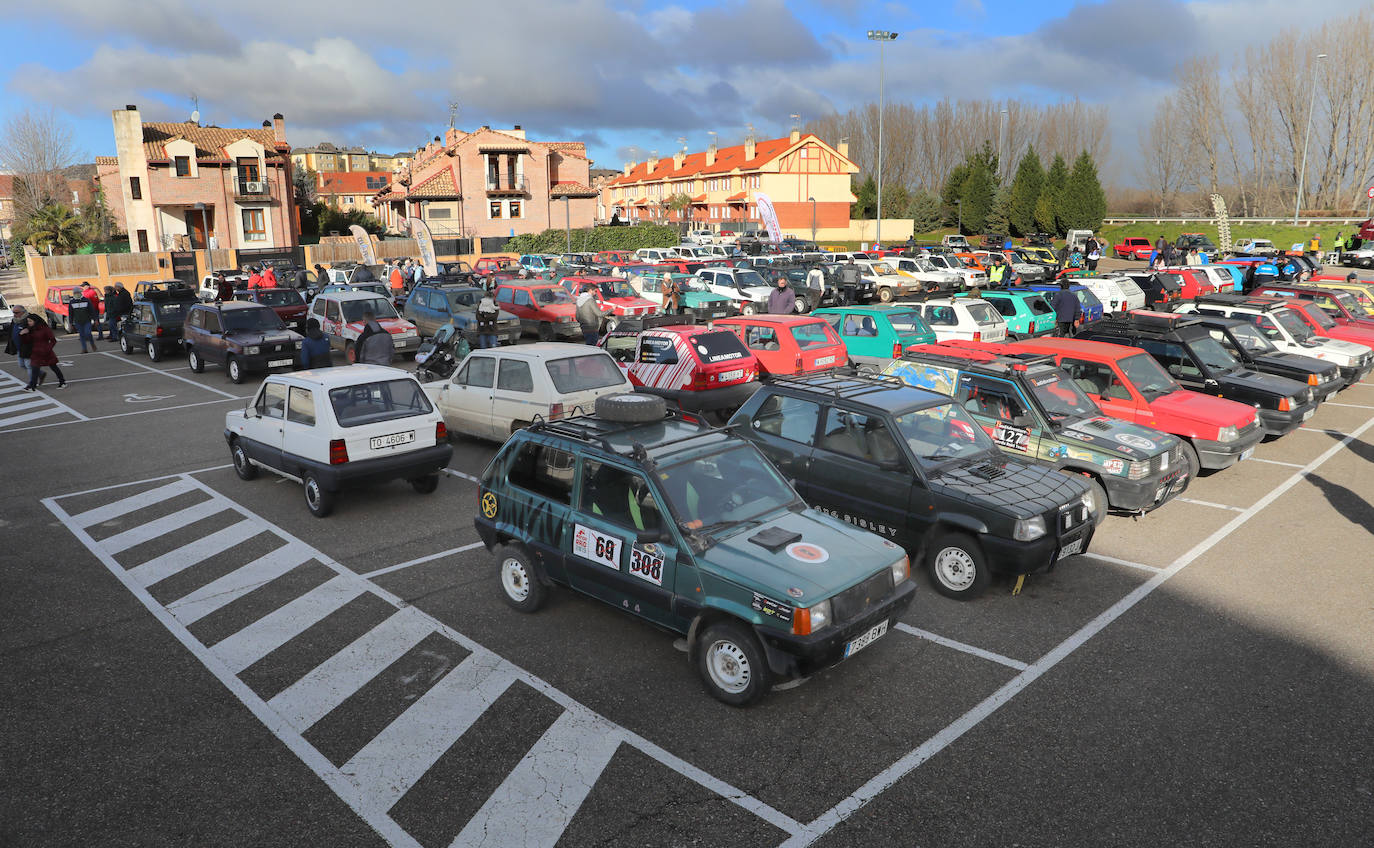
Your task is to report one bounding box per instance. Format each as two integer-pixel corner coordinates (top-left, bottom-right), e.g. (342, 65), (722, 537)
(1096, 222), (1354, 251)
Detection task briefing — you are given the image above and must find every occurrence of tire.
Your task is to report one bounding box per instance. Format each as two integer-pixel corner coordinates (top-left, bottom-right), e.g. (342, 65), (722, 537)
(855, 363), (878, 376)
(187, 347), (205, 373)
(878, 286), (894, 303)
(793, 296), (808, 314)
(147, 340), (163, 362)
(226, 355), (245, 384)
(496, 545), (546, 612)
(1083, 477), (1108, 527)
(696, 621), (771, 706)
(740, 302), (757, 316)
(119, 333), (132, 354)
(595, 392), (667, 422)
(603, 316), (620, 334)
(62, 316), (73, 334)
(926, 531), (991, 600)
(1181, 440), (1201, 484)
(303, 473), (335, 518)
(230, 439), (257, 480)
(410, 473), (439, 494)
(538, 322), (555, 342)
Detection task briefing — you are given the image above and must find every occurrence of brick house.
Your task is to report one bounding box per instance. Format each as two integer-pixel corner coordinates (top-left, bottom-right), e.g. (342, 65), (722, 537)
(1, 170), (98, 240)
(372, 126), (598, 240)
(316, 171), (392, 214)
(97, 105), (297, 253)
(600, 130), (859, 239)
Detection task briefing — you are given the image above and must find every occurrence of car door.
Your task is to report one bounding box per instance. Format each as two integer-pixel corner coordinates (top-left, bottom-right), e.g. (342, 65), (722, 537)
(1059, 357), (1148, 425)
(1138, 338), (1209, 393)
(281, 385), (320, 473)
(492, 357), (539, 438)
(740, 392), (821, 495)
(736, 323), (785, 373)
(956, 374), (1043, 460)
(244, 381), (287, 469)
(202, 309), (226, 363)
(439, 354), (497, 438)
(806, 405), (916, 548)
(501, 439), (575, 583)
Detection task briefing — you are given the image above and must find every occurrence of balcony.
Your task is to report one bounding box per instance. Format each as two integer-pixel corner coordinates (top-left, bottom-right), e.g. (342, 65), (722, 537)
(233, 177), (273, 203)
(485, 175), (528, 194)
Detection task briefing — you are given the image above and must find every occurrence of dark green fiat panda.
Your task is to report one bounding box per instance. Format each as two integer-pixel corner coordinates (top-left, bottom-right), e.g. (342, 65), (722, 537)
(474, 393), (916, 706)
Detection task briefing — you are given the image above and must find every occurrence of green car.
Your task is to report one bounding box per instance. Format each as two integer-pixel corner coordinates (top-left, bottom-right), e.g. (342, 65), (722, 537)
(631, 271), (736, 323)
(974, 290), (1056, 339)
(474, 393), (915, 706)
(812, 304), (937, 373)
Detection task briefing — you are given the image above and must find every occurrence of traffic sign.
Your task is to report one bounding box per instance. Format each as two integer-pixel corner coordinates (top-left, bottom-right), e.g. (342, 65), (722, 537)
(1367, 185), (1374, 199)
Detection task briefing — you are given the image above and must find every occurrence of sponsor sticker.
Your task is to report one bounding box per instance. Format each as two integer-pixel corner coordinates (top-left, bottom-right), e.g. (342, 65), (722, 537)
(785, 542), (830, 563)
(573, 523), (622, 570)
(480, 491), (498, 519)
(993, 422), (1031, 452)
(752, 592), (794, 622)
(1115, 432), (1157, 451)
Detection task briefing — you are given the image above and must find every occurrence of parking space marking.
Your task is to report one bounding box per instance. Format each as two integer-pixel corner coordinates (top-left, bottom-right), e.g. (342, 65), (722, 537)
(63, 367), (191, 384)
(1249, 457), (1304, 468)
(441, 468), (482, 484)
(45, 474), (803, 847)
(894, 623), (1029, 671)
(1, 396), (250, 434)
(1323, 401), (1374, 410)
(99, 351), (240, 399)
(359, 542), (486, 579)
(0, 369), (86, 425)
(1299, 427), (1348, 436)
(1082, 553), (1162, 574)
(1173, 497), (1247, 513)
(782, 411), (1374, 848)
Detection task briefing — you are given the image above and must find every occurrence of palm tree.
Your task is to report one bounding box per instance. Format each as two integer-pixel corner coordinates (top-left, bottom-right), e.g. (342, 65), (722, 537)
(664, 193), (694, 235)
(23, 203), (86, 254)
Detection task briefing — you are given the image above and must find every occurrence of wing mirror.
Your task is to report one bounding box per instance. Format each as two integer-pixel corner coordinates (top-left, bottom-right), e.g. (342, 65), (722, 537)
(636, 528), (665, 544)
(1010, 413), (1035, 428)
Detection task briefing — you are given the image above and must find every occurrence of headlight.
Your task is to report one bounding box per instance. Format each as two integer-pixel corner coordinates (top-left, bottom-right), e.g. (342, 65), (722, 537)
(294, 341), (303, 349)
(1013, 515), (1047, 541)
(1217, 425), (1239, 443)
(1126, 460), (1150, 480)
(890, 556), (911, 586)
(793, 599), (832, 635)
(245, 345), (260, 355)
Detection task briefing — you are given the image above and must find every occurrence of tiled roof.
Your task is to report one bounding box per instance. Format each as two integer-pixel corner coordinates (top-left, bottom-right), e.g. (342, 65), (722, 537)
(609, 134), (844, 186)
(690, 194), (707, 204)
(547, 142), (588, 159)
(725, 192), (747, 202)
(407, 167), (460, 199)
(549, 181), (597, 197)
(94, 156), (118, 165)
(317, 171), (393, 194)
(142, 121), (286, 163)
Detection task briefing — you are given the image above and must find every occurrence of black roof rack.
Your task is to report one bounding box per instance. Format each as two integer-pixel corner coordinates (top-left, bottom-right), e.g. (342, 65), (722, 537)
(1194, 293), (1287, 311)
(611, 313), (698, 333)
(764, 371), (910, 401)
(527, 408), (723, 461)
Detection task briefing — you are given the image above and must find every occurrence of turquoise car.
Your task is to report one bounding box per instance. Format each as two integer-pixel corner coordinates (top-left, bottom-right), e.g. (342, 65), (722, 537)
(632, 271), (737, 323)
(975, 289), (1056, 339)
(813, 304), (937, 372)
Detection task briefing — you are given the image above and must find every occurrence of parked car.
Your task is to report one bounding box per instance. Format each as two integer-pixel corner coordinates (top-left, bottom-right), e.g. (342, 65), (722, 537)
(491, 281), (580, 341)
(1307, 275), (1374, 315)
(1113, 237), (1154, 261)
(232, 287), (309, 332)
(850, 259), (923, 302)
(519, 254), (559, 274)
(731, 373), (1093, 599)
(1118, 271), (1184, 309)
(1155, 267), (1219, 300)
(813, 305), (937, 373)
(184, 301), (304, 384)
(695, 266), (775, 315)
(42, 284), (105, 333)
(306, 290), (421, 362)
(1266, 296), (1374, 353)
(629, 271), (737, 323)
(558, 275), (660, 333)
(1252, 283), (1374, 331)
(600, 319), (759, 421)
(198, 271), (249, 301)
(977, 289), (1057, 338)
(634, 247), (673, 263)
(473, 257), (520, 275)
(1023, 284), (1106, 322)
(1197, 264), (1245, 292)
(119, 284), (196, 361)
(904, 297), (1009, 343)
(404, 282), (521, 344)
(887, 256), (961, 292)
(922, 252), (988, 289)
(1174, 233), (1217, 254)
(1185, 313), (1342, 402)
(1339, 245), (1374, 268)
(715, 315), (848, 377)
(1236, 238), (1277, 256)
(971, 249), (1049, 283)
(0, 293), (11, 336)
(940, 234), (971, 250)
(1068, 274), (1147, 315)
(324, 263), (384, 287)
(225, 366), (452, 517)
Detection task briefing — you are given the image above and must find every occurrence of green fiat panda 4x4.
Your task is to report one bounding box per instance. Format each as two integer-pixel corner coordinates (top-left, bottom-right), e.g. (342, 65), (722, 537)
(474, 393), (916, 706)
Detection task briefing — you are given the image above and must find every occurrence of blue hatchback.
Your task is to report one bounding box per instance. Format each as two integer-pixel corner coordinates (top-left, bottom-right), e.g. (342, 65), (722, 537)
(1018, 284), (1105, 322)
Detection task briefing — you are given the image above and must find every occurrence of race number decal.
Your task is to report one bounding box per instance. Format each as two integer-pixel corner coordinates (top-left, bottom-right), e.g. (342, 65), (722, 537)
(993, 422), (1031, 452)
(573, 523), (622, 570)
(628, 545), (665, 586)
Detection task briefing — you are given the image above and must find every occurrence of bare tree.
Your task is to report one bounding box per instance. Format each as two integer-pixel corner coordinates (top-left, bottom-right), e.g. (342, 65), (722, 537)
(0, 108), (81, 223)
(1138, 96), (1191, 215)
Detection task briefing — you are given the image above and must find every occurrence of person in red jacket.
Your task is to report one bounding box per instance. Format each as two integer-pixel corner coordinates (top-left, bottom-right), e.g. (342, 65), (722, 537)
(247, 266), (263, 289)
(21, 314), (66, 390)
(389, 262), (404, 294)
(261, 265), (278, 288)
(80, 282), (102, 334)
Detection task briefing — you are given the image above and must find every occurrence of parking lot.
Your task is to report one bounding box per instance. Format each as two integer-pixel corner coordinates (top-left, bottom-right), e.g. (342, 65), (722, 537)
(4, 334), (1374, 847)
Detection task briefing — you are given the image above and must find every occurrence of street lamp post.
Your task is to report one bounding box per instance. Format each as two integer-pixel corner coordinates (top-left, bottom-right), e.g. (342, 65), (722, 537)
(957, 199), (963, 235)
(808, 196), (817, 242)
(998, 107), (1008, 182)
(195, 201), (212, 275)
(867, 29), (898, 248)
(1294, 52), (1327, 226)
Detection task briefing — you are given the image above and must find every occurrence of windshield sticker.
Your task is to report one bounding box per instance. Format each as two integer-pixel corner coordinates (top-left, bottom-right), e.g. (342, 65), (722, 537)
(785, 542), (830, 563)
(993, 422), (1031, 452)
(480, 491), (498, 519)
(573, 523), (622, 570)
(752, 592), (794, 622)
(1030, 374), (1060, 387)
(628, 545), (664, 586)
(881, 361), (960, 396)
(1115, 432), (1157, 451)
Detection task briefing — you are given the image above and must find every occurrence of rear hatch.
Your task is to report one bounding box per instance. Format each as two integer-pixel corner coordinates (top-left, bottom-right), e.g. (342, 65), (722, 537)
(687, 330), (757, 389)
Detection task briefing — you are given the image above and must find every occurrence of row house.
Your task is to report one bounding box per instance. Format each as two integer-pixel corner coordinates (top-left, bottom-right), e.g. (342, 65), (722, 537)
(600, 130), (859, 239)
(316, 171), (393, 212)
(371, 125), (598, 240)
(98, 105), (298, 252)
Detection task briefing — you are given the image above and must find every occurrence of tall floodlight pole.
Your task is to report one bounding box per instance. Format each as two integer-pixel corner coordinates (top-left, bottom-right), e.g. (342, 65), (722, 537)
(867, 30), (898, 246)
(998, 108), (1008, 182)
(1294, 52), (1327, 225)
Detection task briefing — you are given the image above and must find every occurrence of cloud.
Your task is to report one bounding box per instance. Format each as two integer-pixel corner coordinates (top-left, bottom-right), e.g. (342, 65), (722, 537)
(955, 0), (985, 18)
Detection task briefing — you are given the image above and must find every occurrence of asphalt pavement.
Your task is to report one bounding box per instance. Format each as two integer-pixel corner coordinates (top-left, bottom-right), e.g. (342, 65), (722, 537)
(3, 288), (1373, 847)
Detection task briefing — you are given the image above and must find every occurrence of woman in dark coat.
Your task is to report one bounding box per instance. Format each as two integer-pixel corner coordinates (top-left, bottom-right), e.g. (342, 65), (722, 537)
(299, 318), (333, 369)
(22, 314), (65, 390)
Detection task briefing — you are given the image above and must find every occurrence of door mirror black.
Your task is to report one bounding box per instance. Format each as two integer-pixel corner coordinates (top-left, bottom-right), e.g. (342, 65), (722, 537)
(1010, 413), (1035, 428)
(636, 528), (664, 544)
(877, 457), (908, 473)
(1166, 363), (1183, 377)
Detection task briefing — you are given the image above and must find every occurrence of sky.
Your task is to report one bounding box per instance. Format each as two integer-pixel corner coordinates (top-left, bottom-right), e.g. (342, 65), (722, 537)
(0, 0), (1354, 184)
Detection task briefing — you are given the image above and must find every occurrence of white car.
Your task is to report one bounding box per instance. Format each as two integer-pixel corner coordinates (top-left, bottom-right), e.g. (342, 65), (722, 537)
(1193, 266), (1239, 294)
(687, 229), (716, 245)
(1178, 300), (1373, 383)
(1340, 246), (1374, 269)
(1237, 239), (1277, 256)
(198, 272), (248, 301)
(635, 247), (673, 263)
(1075, 275), (1146, 315)
(225, 366), (453, 517)
(423, 344), (632, 441)
(852, 259), (921, 302)
(910, 297), (1008, 343)
(307, 290), (421, 361)
(890, 257), (962, 291)
(696, 267), (773, 315)
(697, 244), (739, 260)
(923, 253), (987, 288)
(0, 293), (12, 333)
(668, 245), (709, 260)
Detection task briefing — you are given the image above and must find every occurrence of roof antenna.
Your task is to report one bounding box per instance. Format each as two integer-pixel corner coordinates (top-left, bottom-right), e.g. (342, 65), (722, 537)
(190, 93), (200, 125)
(448, 101), (459, 129)
(677, 136), (687, 151)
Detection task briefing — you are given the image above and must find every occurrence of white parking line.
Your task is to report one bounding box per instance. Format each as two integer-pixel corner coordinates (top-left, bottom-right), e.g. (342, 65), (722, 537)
(1299, 427), (1348, 436)
(1173, 497), (1247, 513)
(781, 411), (1374, 848)
(0, 369), (87, 423)
(62, 367), (191, 384)
(359, 542), (485, 579)
(441, 468), (482, 484)
(894, 623), (1029, 671)
(0, 396), (250, 434)
(1083, 553), (1163, 574)
(1249, 457), (1305, 468)
(99, 351), (240, 399)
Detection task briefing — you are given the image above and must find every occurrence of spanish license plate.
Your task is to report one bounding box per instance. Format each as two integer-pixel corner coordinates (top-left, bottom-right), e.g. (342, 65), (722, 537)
(1058, 537), (1085, 560)
(814, 356), (836, 367)
(268, 358), (293, 368)
(712, 311), (726, 318)
(1240, 448), (1254, 461)
(370, 431), (415, 450)
(1301, 408), (1314, 421)
(843, 619), (888, 659)
(720, 368), (744, 381)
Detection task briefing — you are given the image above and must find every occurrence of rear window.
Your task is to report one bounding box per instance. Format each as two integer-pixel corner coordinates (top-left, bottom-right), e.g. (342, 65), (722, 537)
(156, 302), (189, 322)
(340, 297), (399, 322)
(1026, 295), (1054, 315)
(328, 378), (433, 427)
(887, 309), (932, 336)
(689, 330), (750, 363)
(546, 353), (626, 393)
(256, 289), (305, 307)
(791, 321), (840, 349)
(965, 302), (1001, 325)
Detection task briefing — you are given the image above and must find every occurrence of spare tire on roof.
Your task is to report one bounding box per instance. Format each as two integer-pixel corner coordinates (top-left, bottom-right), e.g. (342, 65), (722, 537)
(595, 392), (666, 423)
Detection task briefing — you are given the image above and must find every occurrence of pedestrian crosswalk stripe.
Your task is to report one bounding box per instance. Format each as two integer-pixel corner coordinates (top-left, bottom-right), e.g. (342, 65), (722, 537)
(97, 499), (224, 554)
(0, 370), (87, 422)
(128, 519), (265, 588)
(166, 541), (314, 625)
(212, 575), (363, 674)
(70, 479), (197, 528)
(0, 407), (71, 428)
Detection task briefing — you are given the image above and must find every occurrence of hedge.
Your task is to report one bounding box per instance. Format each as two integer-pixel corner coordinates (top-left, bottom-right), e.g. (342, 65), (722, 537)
(503, 224), (680, 254)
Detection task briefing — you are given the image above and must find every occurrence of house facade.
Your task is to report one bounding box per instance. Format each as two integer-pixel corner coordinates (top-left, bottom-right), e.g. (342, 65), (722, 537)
(371, 126), (598, 240)
(98, 105), (297, 253)
(600, 130), (859, 239)
(316, 171), (392, 213)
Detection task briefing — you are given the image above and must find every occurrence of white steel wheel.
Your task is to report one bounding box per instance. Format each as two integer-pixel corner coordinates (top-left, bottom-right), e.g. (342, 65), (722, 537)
(501, 557), (531, 602)
(926, 531), (990, 600)
(705, 639), (752, 695)
(740, 302), (757, 316)
(119, 334), (132, 354)
(933, 547), (977, 592)
(696, 621), (770, 706)
(497, 546), (546, 612)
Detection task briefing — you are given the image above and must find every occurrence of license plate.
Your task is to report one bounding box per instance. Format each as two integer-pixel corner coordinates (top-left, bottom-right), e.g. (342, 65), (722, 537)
(814, 355), (836, 367)
(1301, 408), (1314, 421)
(712, 311), (726, 318)
(720, 368), (744, 381)
(268, 358), (293, 367)
(1058, 537), (1085, 560)
(843, 619), (888, 658)
(1239, 448), (1254, 461)
(370, 431), (415, 450)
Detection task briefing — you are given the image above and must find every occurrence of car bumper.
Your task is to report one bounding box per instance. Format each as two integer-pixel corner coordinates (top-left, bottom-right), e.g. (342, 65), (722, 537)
(1011, 325), (1057, 339)
(522, 319), (583, 338)
(636, 380), (760, 414)
(1101, 468), (1189, 513)
(1257, 402), (1317, 437)
(1193, 427), (1265, 469)
(462, 326), (523, 345)
(238, 351), (303, 372)
(754, 580), (917, 678)
(980, 521), (1096, 577)
(686, 304), (734, 322)
(1337, 361), (1373, 386)
(234, 438), (455, 491)
(1311, 380), (1341, 403)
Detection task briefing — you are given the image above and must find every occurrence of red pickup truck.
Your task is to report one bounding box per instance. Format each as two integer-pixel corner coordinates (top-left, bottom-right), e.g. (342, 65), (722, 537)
(558, 275), (659, 332)
(1114, 237), (1154, 261)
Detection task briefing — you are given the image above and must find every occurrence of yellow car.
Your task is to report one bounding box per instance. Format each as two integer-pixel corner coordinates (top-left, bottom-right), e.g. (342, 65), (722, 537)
(1310, 277), (1374, 317)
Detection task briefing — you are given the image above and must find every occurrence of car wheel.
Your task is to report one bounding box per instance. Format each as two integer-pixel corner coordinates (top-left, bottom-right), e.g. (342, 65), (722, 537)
(147, 340), (163, 362)
(595, 392), (667, 422)
(410, 473), (439, 494)
(187, 347), (205, 373)
(696, 620), (771, 706)
(926, 531), (991, 600)
(794, 296), (809, 314)
(538, 321), (555, 341)
(740, 302), (757, 316)
(62, 316), (73, 334)
(856, 363), (878, 376)
(119, 333), (132, 354)
(603, 316), (620, 334)
(1181, 441), (1201, 484)
(496, 545), (546, 612)
(1083, 477), (1109, 527)
(226, 356), (245, 384)
(303, 473), (335, 518)
(878, 287), (894, 303)
(230, 438), (257, 480)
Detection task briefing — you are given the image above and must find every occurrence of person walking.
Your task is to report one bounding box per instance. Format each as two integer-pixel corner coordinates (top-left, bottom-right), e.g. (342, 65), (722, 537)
(68, 288), (97, 352)
(355, 310), (395, 366)
(476, 290), (499, 349)
(1051, 280), (1082, 337)
(5, 304), (32, 377)
(247, 265), (263, 289)
(1153, 235), (1168, 269)
(767, 275), (796, 314)
(299, 318), (334, 369)
(21, 314), (65, 390)
(388, 262), (405, 296)
(663, 274), (682, 314)
(575, 288), (602, 345)
(216, 273), (235, 302)
(1085, 238), (1101, 271)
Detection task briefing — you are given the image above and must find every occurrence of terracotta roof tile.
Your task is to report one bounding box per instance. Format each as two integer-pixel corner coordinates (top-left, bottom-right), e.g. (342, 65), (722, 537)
(549, 181), (597, 197)
(607, 134), (850, 186)
(408, 167), (460, 198)
(725, 192), (747, 202)
(141, 121), (286, 163)
(94, 156), (118, 165)
(547, 142), (588, 159)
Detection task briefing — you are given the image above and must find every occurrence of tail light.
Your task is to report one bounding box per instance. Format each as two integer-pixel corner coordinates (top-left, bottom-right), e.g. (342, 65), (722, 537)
(329, 439), (349, 465)
(972, 331), (982, 341)
(155, 326), (164, 336)
(436, 422), (447, 441)
(549, 402), (564, 419)
(795, 354), (803, 372)
(892, 342), (902, 358)
(690, 371), (712, 390)
(1307, 374), (1320, 386)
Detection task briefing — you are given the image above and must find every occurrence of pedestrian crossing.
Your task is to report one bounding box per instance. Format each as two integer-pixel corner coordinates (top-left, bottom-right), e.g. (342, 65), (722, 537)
(0, 368), (83, 428)
(45, 473), (802, 848)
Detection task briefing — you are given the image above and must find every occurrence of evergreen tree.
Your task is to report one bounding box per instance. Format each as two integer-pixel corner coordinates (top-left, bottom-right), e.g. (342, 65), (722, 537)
(940, 164), (968, 226)
(1060, 151), (1108, 231)
(908, 190), (943, 233)
(959, 166), (996, 235)
(880, 183), (910, 219)
(852, 176), (877, 219)
(1038, 154), (1070, 236)
(987, 186), (1012, 238)
(1007, 146), (1044, 237)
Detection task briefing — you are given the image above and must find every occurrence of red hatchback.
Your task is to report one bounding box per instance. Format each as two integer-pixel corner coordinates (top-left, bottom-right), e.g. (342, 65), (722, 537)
(1252, 283), (1374, 331)
(1156, 267), (1218, 300)
(1273, 298), (1374, 350)
(714, 315), (848, 376)
(492, 282), (581, 340)
(558, 275), (659, 331)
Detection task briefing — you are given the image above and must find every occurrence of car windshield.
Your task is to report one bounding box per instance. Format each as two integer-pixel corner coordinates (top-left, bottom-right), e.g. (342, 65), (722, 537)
(340, 297), (400, 322)
(1119, 353), (1179, 399)
(598, 280), (637, 299)
(545, 353), (625, 394)
(1189, 334), (1242, 372)
(223, 307), (285, 332)
(791, 321), (839, 349)
(533, 287), (572, 305)
(1227, 322), (1276, 353)
(1295, 302), (1336, 329)
(894, 402), (995, 467)
(329, 378), (433, 427)
(885, 309), (930, 336)
(255, 289), (305, 307)
(658, 444), (798, 534)
(870, 262), (894, 275)
(1027, 370), (1099, 423)
(733, 270), (767, 288)
(1272, 308), (1316, 342)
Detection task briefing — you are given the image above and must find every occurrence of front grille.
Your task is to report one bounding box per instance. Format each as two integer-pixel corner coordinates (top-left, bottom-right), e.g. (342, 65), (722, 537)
(1058, 501), (1089, 534)
(831, 569), (894, 622)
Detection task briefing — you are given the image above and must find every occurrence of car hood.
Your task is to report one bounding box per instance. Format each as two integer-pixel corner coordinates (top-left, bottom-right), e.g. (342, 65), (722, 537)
(700, 508), (903, 606)
(928, 453), (1088, 520)
(1250, 350), (1339, 379)
(1216, 367), (1309, 398)
(1151, 388), (1257, 428)
(345, 317), (416, 335)
(1059, 416), (1177, 459)
(223, 328), (301, 345)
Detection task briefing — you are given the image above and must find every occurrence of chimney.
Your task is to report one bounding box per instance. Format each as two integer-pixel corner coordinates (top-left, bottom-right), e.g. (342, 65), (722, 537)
(444, 127), (459, 148)
(623, 161), (632, 177)
(273, 112), (285, 144)
(744, 136), (756, 161)
(513, 124), (521, 130)
(673, 150), (685, 170)
(789, 128), (800, 144)
(706, 141), (717, 167)
(647, 152), (658, 172)
(125, 104), (137, 111)
(838, 139), (849, 160)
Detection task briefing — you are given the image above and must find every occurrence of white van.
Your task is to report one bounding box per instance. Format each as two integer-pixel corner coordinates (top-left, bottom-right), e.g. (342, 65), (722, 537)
(1075, 275), (1146, 315)
(911, 297), (1008, 343)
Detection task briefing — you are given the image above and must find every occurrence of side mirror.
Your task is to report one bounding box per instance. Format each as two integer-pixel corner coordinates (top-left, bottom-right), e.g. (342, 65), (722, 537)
(244, 405), (259, 419)
(636, 528), (664, 544)
(878, 457), (908, 473)
(1166, 364), (1183, 377)
(1011, 413), (1035, 428)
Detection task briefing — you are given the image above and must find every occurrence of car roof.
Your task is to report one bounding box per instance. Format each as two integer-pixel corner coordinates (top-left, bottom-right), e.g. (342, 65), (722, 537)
(269, 364), (418, 389)
(317, 290), (391, 302)
(716, 314), (828, 326)
(473, 342), (610, 359)
(765, 373), (951, 413)
(815, 303), (915, 314)
(202, 300), (270, 312)
(1013, 336), (1156, 362)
